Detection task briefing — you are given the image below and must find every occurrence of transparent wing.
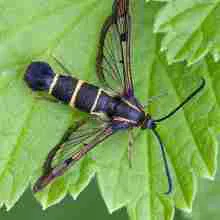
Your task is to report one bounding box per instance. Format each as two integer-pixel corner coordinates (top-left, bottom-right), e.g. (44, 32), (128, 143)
(50, 120), (107, 168)
(96, 0), (134, 97)
(33, 118), (114, 192)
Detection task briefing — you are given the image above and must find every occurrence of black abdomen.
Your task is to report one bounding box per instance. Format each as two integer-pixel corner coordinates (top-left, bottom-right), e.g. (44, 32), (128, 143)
(53, 77), (99, 113)
(24, 62), (100, 113)
(51, 75), (77, 104)
(73, 82), (99, 113)
(24, 62), (143, 123)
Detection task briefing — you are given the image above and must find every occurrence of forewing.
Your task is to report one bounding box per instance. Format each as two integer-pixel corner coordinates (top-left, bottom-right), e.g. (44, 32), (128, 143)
(33, 119), (114, 192)
(96, 0), (133, 97)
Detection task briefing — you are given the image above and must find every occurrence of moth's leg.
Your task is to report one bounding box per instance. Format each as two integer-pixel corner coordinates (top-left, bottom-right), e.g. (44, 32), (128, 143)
(127, 128), (143, 168)
(128, 129), (134, 168)
(142, 91), (168, 109)
(34, 93), (59, 104)
(51, 54), (72, 75)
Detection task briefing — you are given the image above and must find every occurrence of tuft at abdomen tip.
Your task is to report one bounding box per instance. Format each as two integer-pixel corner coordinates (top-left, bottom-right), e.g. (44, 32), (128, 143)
(24, 61), (55, 91)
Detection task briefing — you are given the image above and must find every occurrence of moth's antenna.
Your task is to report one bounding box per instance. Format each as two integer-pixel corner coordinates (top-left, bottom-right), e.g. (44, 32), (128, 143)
(152, 128), (172, 195)
(155, 78), (205, 123)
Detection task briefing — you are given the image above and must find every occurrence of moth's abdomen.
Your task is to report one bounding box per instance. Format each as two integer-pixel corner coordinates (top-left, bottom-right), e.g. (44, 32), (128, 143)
(24, 61), (102, 113)
(24, 62), (55, 91)
(52, 78), (100, 113)
(73, 82), (99, 112)
(51, 75), (78, 104)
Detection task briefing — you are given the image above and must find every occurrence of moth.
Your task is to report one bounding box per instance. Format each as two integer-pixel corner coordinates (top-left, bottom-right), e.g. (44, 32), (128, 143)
(24, 0), (205, 193)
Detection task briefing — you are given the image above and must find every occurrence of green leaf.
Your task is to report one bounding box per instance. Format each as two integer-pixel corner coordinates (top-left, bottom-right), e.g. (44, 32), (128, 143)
(0, 0), (112, 210)
(174, 65), (220, 220)
(126, 2), (219, 219)
(0, 1), (218, 220)
(154, 0), (220, 65)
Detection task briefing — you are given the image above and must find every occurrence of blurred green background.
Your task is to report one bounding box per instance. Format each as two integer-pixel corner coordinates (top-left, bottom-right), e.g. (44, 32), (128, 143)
(0, 179), (128, 220)
(1, 170), (219, 220)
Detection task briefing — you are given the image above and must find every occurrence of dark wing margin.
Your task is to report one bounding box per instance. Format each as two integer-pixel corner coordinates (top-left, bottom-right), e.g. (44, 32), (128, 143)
(33, 119), (115, 192)
(96, 0), (134, 97)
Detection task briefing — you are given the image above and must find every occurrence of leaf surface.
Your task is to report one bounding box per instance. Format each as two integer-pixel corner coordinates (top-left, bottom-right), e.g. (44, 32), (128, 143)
(154, 0), (220, 65)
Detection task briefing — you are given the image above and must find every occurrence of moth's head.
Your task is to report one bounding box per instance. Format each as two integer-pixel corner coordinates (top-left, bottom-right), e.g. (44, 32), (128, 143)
(141, 114), (157, 130)
(24, 61), (55, 91)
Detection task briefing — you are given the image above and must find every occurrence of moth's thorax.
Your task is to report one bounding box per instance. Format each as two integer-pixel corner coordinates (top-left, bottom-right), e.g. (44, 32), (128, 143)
(103, 96), (145, 126)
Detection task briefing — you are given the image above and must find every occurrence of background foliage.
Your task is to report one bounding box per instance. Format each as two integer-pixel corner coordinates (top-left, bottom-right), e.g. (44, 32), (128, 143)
(0, 0), (219, 220)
